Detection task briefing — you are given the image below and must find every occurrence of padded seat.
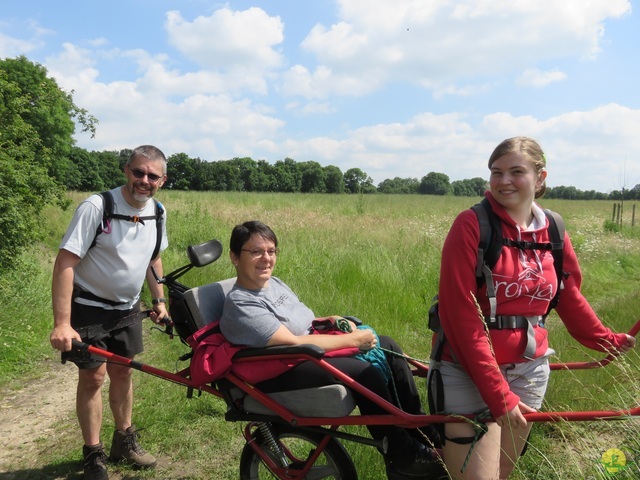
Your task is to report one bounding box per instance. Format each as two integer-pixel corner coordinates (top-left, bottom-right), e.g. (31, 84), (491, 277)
(184, 278), (237, 329)
(241, 385), (356, 418)
(183, 279), (356, 418)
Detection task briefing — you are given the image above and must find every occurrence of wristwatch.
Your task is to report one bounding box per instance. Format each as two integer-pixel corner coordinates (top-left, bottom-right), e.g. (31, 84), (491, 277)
(152, 297), (166, 305)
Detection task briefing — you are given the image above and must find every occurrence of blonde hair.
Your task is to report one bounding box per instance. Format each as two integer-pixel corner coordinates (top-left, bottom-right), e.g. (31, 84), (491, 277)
(488, 136), (547, 198)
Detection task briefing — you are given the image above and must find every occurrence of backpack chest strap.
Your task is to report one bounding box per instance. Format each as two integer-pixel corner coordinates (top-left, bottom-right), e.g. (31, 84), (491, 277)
(485, 315), (542, 361)
(108, 213), (157, 225)
(485, 315), (542, 330)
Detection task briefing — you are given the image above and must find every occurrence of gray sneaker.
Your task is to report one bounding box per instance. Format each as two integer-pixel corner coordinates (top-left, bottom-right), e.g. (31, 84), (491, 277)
(83, 442), (108, 480)
(109, 425), (157, 469)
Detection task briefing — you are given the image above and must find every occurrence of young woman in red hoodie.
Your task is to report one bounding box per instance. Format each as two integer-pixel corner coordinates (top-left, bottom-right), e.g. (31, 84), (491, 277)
(431, 136), (635, 479)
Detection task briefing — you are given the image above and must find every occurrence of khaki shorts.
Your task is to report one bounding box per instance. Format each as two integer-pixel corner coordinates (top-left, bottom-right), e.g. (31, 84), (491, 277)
(437, 350), (553, 414)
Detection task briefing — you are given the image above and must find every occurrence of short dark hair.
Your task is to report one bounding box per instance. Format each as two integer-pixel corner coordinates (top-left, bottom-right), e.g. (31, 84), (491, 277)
(127, 145), (167, 174)
(229, 221), (278, 255)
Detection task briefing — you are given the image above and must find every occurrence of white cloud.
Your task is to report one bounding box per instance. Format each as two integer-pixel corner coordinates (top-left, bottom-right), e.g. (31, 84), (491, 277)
(0, 32), (38, 58)
(280, 64), (380, 100)
(165, 7), (284, 91)
(2, 2), (637, 193)
(274, 104), (640, 192)
(516, 68), (567, 88)
(287, 0), (631, 99)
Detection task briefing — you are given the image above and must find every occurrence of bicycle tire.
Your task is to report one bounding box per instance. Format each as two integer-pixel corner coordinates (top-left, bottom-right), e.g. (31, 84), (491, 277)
(239, 423), (357, 480)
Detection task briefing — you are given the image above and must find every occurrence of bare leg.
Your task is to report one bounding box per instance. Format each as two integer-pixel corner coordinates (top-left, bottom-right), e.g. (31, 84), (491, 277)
(107, 362), (134, 431)
(77, 364), (107, 446)
(499, 423), (533, 479)
(442, 422), (502, 480)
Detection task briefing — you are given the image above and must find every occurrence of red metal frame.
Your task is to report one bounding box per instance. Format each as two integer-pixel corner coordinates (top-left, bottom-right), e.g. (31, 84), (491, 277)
(72, 317), (639, 429)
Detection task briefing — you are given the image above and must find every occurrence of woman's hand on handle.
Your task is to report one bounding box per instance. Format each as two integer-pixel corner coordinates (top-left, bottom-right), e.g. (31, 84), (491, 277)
(496, 401), (537, 429)
(619, 334), (636, 354)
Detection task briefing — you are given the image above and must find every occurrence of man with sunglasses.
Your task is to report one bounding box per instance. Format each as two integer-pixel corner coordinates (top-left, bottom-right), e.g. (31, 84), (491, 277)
(51, 145), (169, 480)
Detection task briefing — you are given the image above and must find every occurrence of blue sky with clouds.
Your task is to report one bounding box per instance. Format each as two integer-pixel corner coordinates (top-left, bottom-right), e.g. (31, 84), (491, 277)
(1, 0), (638, 192)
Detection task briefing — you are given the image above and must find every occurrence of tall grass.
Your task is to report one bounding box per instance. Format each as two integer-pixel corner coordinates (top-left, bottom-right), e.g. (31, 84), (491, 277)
(1, 191), (638, 479)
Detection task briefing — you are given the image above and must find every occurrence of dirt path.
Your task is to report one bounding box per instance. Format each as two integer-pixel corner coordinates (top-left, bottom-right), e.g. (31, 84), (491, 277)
(0, 358), (78, 479)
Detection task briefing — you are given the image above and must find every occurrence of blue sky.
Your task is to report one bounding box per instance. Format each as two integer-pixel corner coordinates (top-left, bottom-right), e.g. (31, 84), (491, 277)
(1, 0), (639, 192)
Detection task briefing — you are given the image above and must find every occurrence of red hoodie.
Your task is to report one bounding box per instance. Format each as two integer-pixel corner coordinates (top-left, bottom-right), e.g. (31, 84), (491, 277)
(436, 192), (628, 418)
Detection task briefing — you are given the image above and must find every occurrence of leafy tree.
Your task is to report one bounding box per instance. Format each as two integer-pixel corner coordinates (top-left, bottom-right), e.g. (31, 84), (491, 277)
(203, 160), (242, 191)
(67, 147), (104, 191)
(94, 150), (125, 189)
(418, 172), (452, 195)
(299, 161), (327, 193)
(0, 56), (97, 175)
(377, 177), (419, 194)
(344, 168), (376, 194)
(451, 177), (486, 197)
(468, 177), (488, 196)
(252, 160), (275, 192)
(451, 179), (473, 197)
(547, 185), (580, 200)
(272, 158), (302, 193)
(230, 157), (258, 191)
(166, 153), (196, 190)
(324, 165), (344, 193)
(608, 189), (623, 201)
(0, 70), (66, 270)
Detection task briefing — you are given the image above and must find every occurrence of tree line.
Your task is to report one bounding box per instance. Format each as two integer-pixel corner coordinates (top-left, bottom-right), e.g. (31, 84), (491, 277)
(1, 55), (638, 271)
(59, 143), (638, 201)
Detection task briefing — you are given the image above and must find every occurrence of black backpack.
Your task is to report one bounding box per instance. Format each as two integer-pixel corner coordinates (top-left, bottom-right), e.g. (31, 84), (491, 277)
(90, 190), (164, 261)
(427, 198), (566, 419)
(428, 197), (566, 340)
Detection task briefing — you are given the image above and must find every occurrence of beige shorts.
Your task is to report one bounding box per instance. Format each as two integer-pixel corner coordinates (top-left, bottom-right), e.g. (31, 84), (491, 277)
(437, 350), (553, 414)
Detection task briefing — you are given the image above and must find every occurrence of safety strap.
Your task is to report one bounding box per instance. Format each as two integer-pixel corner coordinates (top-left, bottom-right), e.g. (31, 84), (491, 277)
(74, 286), (129, 306)
(73, 309), (152, 339)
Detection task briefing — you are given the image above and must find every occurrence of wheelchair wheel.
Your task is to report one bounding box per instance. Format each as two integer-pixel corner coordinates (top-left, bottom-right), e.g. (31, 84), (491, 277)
(239, 423), (357, 480)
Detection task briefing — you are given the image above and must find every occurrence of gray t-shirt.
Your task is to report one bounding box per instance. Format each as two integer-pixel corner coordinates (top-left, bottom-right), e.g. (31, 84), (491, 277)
(60, 187), (168, 309)
(220, 277), (315, 347)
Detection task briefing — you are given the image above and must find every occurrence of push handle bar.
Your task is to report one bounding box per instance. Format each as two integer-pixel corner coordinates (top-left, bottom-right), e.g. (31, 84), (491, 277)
(550, 317), (640, 371)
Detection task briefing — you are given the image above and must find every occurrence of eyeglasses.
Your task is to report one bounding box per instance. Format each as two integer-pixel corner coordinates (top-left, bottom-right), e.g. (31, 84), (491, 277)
(241, 248), (279, 259)
(130, 168), (163, 183)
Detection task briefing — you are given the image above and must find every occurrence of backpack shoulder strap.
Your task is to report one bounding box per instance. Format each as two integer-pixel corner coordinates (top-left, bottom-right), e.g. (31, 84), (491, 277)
(151, 200), (164, 261)
(542, 209), (565, 316)
(471, 198), (503, 279)
(89, 192), (164, 260)
(470, 198), (502, 321)
(90, 191), (113, 249)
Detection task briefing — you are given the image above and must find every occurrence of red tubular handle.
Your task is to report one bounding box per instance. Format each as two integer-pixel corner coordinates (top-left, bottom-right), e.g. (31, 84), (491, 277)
(550, 317), (640, 371)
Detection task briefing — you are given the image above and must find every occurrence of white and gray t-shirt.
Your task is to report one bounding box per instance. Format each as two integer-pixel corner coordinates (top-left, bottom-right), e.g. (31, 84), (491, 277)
(220, 277), (315, 347)
(60, 187), (168, 309)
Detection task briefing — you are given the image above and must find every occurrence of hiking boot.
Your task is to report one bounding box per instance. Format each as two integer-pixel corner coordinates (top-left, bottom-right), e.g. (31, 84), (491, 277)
(389, 443), (446, 478)
(82, 442), (108, 480)
(109, 425), (157, 469)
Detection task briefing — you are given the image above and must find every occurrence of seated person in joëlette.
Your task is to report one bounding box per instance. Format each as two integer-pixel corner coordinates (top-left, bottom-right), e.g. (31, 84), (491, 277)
(219, 220), (443, 478)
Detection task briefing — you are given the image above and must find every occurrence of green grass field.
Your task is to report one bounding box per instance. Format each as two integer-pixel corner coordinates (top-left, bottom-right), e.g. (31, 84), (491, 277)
(2, 191), (639, 479)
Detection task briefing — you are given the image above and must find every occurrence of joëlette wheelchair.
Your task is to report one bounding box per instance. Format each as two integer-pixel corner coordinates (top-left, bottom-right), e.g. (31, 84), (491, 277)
(68, 239), (640, 480)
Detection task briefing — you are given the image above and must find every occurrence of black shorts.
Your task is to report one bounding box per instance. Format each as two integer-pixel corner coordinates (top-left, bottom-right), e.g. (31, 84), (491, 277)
(69, 301), (144, 369)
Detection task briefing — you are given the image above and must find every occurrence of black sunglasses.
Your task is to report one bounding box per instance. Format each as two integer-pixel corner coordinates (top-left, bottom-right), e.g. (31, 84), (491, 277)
(130, 168), (163, 183)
